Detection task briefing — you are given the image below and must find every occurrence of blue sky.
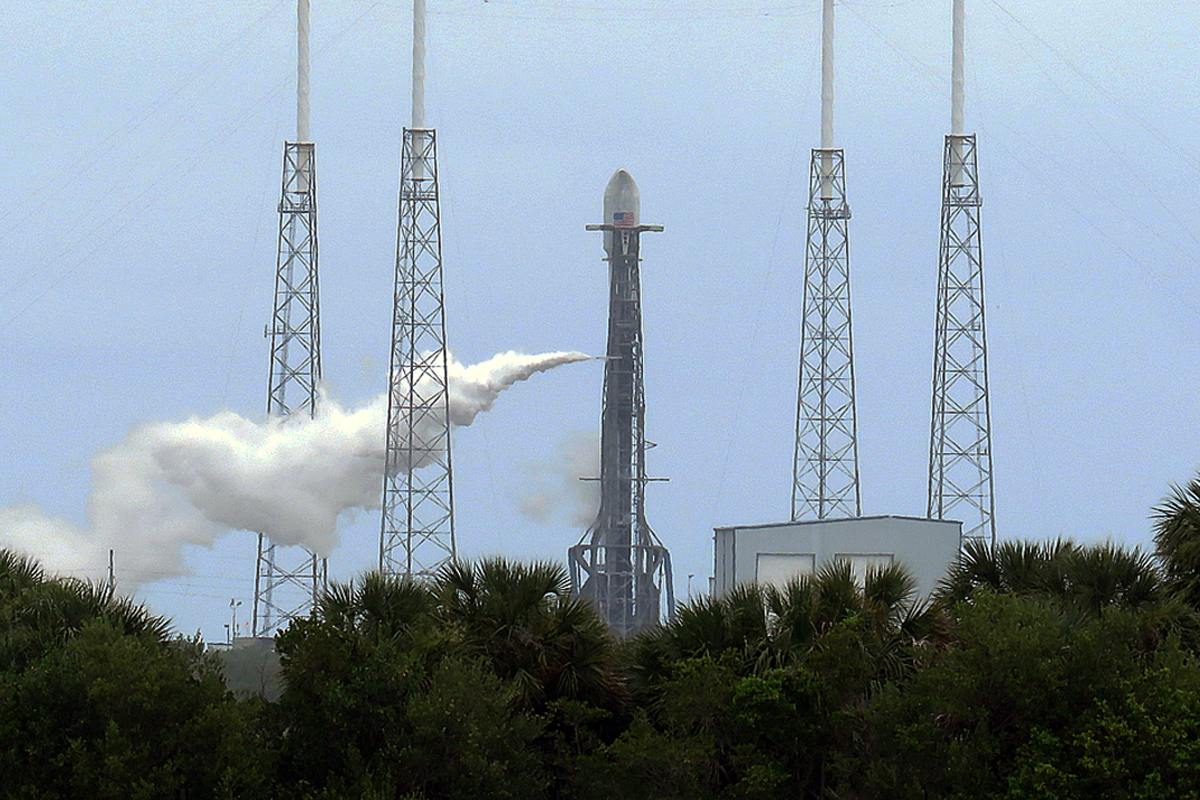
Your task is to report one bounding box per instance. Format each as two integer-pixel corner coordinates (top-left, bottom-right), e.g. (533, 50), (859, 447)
(3, 0), (1199, 640)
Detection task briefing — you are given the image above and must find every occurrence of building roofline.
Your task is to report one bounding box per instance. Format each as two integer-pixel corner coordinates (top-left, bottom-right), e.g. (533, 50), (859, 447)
(713, 514), (962, 534)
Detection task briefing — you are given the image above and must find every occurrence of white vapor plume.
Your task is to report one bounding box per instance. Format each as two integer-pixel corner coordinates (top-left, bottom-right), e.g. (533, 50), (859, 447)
(519, 431), (600, 529)
(0, 351), (588, 588)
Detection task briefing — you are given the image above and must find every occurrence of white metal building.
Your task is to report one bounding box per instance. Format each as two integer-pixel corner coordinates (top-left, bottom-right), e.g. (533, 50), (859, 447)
(713, 515), (962, 600)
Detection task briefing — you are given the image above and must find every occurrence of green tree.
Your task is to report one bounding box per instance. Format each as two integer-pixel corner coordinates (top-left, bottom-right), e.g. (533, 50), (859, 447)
(937, 539), (1197, 647)
(0, 549), (171, 668)
(400, 658), (547, 799)
(580, 654), (828, 800)
(0, 548), (263, 798)
(273, 572), (439, 793)
(632, 560), (938, 689)
(434, 558), (622, 712)
(615, 561), (936, 799)
(274, 565), (595, 798)
(1156, 477), (1200, 608)
(853, 588), (1200, 800)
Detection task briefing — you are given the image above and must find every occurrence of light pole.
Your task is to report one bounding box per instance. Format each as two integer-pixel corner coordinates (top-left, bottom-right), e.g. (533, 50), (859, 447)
(229, 598), (243, 644)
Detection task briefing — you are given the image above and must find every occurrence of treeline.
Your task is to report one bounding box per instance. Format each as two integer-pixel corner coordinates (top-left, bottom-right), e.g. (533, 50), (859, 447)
(7, 479), (1200, 798)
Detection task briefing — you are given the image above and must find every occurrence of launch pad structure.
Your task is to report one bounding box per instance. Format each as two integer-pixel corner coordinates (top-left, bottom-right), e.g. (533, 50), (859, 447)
(252, 0), (326, 638)
(242, 0), (995, 635)
(928, 138), (994, 546)
(569, 170), (674, 637)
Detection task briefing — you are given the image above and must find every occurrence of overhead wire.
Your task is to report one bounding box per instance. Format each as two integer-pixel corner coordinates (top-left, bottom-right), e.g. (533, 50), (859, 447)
(832, 0), (1200, 314)
(346, 0), (822, 22)
(984, 0), (1200, 256)
(438, 169), (510, 542)
(220, 87), (289, 409)
(985, 0), (1200, 177)
(968, 5), (1200, 313)
(0, 0), (290, 305)
(1, 0), (390, 623)
(10, 0), (1200, 613)
(1, 0), (390, 331)
(709, 36), (818, 525)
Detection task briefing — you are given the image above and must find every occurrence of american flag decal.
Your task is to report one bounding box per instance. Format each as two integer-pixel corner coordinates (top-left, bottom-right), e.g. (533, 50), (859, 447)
(612, 211), (635, 227)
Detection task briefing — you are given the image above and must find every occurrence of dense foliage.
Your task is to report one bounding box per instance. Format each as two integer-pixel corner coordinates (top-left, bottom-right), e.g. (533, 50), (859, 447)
(0, 550), (264, 798)
(9, 474), (1200, 797)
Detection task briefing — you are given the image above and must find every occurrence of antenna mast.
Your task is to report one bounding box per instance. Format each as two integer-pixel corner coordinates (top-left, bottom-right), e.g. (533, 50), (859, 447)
(379, 0), (456, 577)
(792, 0), (861, 520)
(252, 0), (326, 637)
(929, 0), (996, 546)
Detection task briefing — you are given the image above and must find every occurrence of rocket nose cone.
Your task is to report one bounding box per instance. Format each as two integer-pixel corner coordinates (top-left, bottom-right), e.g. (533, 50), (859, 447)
(603, 169), (640, 227)
(606, 168), (636, 193)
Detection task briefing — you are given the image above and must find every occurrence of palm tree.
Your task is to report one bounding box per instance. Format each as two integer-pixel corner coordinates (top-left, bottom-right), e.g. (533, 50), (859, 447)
(770, 561), (943, 686)
(656, 584), (772, 661)
(0, 549), (44, 604)
(935, 538), (1198, 648)
(1155, 477), (1200, 607)
(632, 561), (936, 687)
(315, 570), (435, 643)
(1065, 542), (1161, 615)
(938, 539), (1165, 609)
(936, 539), (1076, 604)
(0, 548), (171, 665)
(433, 557), (621, 710)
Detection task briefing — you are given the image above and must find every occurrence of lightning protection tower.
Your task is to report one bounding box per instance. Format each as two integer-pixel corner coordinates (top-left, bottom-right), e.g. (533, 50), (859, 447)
(793, 0), (861, 521)
(569, 169), (674, 637)
(928, 0), (996, 547)
(253, 0), (326, 638)
(379, 0), (455, 578)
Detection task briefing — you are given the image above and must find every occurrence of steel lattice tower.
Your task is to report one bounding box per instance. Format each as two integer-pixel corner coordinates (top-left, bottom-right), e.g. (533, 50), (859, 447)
(792, 148), (861, 520)
(792, 0), (861, 521)
(379, 128), (455, 578)
(252, 1), (325, 638)
(928, 0), (995, 547)
(379, 0), (454, 578)
(928, 134), (995, 546)
(569, 170), (674, 637)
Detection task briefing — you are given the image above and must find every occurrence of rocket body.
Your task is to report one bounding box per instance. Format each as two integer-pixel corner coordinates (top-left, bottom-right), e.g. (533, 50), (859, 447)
(570, 167), (672, 636)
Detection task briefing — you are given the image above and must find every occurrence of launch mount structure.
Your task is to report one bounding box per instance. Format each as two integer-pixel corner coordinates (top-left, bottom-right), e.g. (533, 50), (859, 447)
(379, 0), (456, 577)
(928, 0), (996, 547)
(792, 0), (861, 521)
(569, 170), (674, 637)
(253, 0), (326, 637)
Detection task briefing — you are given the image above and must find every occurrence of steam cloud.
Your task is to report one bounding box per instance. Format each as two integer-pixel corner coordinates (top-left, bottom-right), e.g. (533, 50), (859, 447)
(0, 351), (588, 588)
(519, 431), (600, 529)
